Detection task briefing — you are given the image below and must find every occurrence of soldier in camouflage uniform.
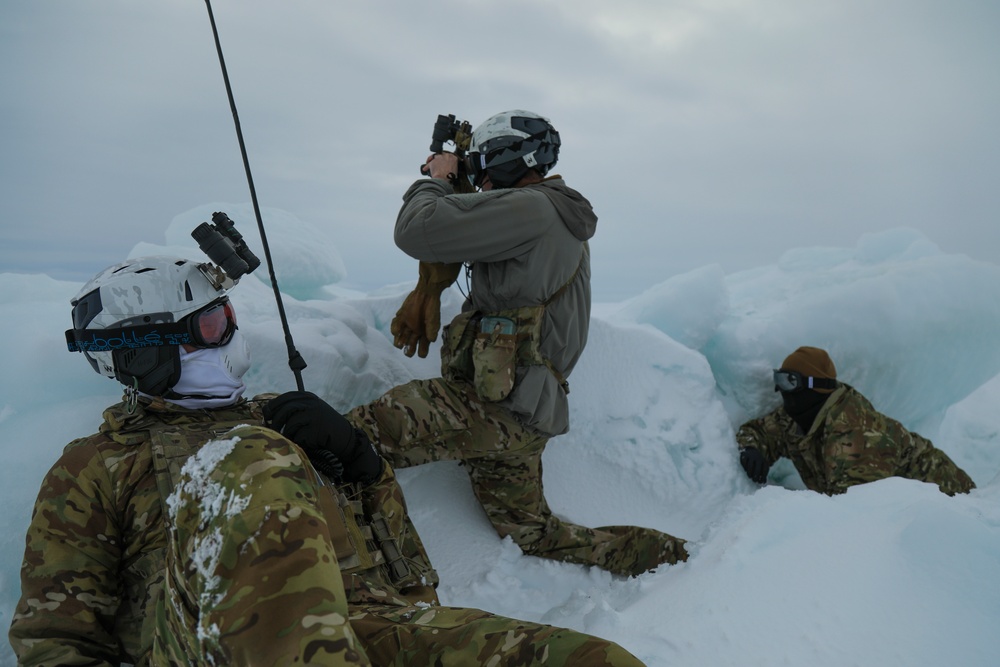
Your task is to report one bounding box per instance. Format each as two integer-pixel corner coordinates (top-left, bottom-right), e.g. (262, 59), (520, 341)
(736, 346), (976, 496)
(355, 110), (688, 578)
(9, 255), (644, 666)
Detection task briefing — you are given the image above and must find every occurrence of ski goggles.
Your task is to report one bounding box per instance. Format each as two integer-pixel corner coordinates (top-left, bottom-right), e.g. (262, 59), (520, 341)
(187, 299), (238, 347)
(773, 369), (838, 393)
(66, 299), (237, 353)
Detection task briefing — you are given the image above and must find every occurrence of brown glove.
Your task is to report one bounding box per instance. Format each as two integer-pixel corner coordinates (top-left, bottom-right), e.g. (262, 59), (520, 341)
(390, 261), (462, 358)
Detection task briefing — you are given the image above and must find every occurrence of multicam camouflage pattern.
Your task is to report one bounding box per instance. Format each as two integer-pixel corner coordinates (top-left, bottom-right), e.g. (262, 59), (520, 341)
(735, 384), (976, 496)
(350, 604), (643, 666)
(8, 397), (367, 666)
(348, 377), (688, 577)
(472, 317), (519, 401)
(465, 305), (566, 402)
(151, 425), (366, 665)
(441, 276), (577, 403)
(11, 395), (645, 666)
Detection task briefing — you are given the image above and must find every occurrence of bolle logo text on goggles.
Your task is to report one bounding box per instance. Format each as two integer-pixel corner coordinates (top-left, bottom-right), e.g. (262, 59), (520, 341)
(65, 322), (194, 353)
(65, 299), (236, 353)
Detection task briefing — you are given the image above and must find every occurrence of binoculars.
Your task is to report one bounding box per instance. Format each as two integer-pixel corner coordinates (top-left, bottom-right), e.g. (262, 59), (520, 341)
(429, 113), (473, 154)
(421, 114), (475, 192)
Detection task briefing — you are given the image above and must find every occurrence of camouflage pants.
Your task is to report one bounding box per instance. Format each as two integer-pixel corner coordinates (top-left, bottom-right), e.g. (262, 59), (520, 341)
(152, 426), (370, 666)
(350, 603), (644, 666)
(349, 378), (687, 577)
(150, 425), (643, 666)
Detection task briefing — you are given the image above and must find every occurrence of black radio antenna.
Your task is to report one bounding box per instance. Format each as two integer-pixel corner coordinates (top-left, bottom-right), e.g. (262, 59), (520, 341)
(203, 0), (307, 390)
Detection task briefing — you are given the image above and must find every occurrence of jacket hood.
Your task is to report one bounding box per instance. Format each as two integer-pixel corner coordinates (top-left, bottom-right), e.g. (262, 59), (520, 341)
(534, 177), (597, 242)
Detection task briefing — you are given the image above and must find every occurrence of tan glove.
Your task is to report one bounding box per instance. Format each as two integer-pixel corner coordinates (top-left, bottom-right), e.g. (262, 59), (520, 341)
(391, 261), (462, 358)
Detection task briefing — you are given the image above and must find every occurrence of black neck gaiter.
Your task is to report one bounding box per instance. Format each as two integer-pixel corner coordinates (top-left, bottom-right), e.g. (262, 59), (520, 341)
(781, 389), (830, 434)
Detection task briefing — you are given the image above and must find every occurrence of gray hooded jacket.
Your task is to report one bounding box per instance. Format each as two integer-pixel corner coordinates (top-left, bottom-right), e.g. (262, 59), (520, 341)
(394, 176), (598, 436)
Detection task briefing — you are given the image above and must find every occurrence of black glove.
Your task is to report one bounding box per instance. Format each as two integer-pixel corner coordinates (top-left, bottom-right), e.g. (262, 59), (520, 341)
(263, 391), (383, 485)
(739, 447), (769, 484)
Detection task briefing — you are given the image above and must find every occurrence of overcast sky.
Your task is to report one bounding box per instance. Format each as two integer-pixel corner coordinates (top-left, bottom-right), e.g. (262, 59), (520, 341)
(2, 0), (998, 301)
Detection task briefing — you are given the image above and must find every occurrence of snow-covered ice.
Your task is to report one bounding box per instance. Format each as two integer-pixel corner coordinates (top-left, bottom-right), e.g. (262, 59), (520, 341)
(1, 205), (997, 666)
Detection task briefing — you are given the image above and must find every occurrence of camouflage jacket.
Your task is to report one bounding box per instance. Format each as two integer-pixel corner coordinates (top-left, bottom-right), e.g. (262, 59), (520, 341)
(735, 384), (975, 495)
(9, 396), (438, 666)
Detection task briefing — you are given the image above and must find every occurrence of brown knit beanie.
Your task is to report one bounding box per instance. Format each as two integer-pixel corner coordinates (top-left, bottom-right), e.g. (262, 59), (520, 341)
(780, 346), (837, 393)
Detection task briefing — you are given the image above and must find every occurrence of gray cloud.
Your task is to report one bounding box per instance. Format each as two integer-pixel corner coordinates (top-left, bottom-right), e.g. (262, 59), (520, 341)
(2, 0), (998, 301)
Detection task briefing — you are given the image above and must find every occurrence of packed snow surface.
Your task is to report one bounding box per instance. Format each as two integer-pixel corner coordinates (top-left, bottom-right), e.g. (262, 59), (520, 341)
(1, 206), (997, 666)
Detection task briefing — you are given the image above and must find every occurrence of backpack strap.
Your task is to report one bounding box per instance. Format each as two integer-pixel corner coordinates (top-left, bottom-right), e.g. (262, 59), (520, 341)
(542, 242), (588, 308)
(535, 241), (588, 393)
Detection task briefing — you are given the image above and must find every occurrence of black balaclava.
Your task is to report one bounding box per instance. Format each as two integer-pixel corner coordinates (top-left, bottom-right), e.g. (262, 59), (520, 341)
(782, 389), (830, 433)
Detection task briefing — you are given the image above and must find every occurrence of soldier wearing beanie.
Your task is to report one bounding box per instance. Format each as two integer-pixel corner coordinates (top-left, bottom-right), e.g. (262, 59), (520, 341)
(735, 346), (975, 496)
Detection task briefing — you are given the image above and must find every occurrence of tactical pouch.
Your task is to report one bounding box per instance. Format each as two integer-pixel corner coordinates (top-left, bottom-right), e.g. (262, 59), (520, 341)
(440, 309), (479, 382)
(369, 512), (411, 583)
(441, 243), (586, 400)
(317, 487), (359, 571)
(443, 304), (559, 402)
(472, 316), (517, 401)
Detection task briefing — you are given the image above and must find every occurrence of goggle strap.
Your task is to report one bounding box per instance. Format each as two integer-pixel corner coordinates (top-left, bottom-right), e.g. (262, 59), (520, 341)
(66, 322), (194, 353)
(808, 377), (838, 390)
(773, 370), (838, 392)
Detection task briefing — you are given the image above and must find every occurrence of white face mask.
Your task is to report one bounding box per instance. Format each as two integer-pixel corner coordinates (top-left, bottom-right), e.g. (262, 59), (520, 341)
(165, 329), (252, 409)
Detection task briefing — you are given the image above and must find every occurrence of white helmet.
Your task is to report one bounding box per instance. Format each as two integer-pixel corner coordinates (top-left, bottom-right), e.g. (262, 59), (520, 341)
(66, 256), (235, 395)
(467, 110), (560, 189)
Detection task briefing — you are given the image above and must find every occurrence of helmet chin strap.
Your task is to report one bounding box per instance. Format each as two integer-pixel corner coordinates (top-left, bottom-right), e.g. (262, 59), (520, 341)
(124, 377), (139, 415)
